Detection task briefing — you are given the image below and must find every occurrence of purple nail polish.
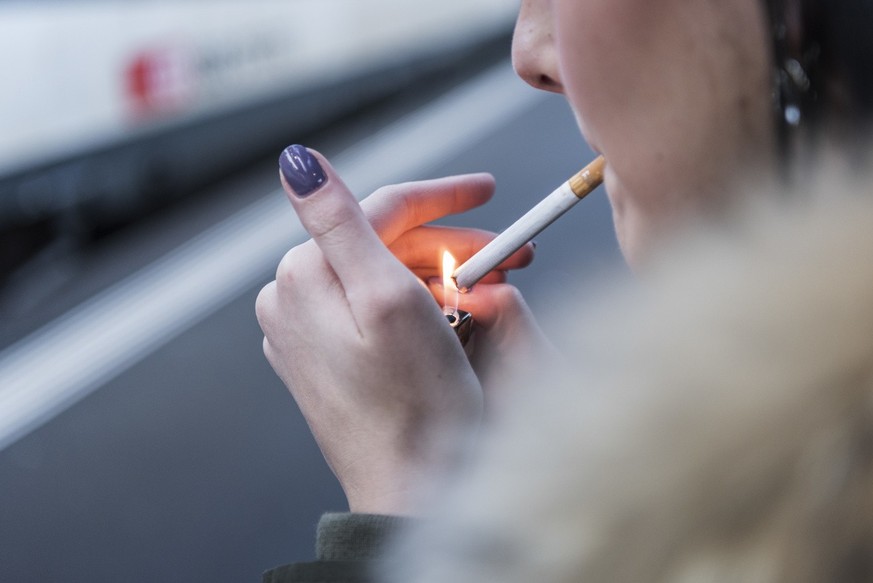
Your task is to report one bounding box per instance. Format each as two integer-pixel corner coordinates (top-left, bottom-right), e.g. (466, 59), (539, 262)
(279, 145), (327, 197)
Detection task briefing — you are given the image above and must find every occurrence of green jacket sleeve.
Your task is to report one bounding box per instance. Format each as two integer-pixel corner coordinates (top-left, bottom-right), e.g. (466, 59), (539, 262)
(263, 513), (414, 583)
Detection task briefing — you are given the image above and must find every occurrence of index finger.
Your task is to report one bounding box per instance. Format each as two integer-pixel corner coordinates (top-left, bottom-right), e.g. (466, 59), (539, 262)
(361, 173), (495, 244)
(279, 145), (405, 291)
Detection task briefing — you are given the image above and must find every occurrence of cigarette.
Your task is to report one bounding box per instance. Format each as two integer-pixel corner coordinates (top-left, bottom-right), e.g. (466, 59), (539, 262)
(452, 155), (605, 292)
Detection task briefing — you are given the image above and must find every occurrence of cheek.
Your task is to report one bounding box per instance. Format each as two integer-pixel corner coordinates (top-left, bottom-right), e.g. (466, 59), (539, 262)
(554, 0), (773, 263)
(553, 1), (641, 144)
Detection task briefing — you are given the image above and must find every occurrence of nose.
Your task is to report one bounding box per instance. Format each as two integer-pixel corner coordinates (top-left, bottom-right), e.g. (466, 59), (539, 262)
(512, 0), (563, 93)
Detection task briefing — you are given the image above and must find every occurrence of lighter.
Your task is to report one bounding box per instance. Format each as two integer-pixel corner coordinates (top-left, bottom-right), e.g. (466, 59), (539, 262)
(442, 251), (474, 350)
(445, 308), (474, 348)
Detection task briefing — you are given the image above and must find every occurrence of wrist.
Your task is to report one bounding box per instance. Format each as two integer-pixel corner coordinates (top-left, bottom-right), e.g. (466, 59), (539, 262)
(345, 482), (418, 516)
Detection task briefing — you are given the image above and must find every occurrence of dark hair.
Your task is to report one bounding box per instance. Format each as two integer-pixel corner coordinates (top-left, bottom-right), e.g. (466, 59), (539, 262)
(767, 0), (873, 159)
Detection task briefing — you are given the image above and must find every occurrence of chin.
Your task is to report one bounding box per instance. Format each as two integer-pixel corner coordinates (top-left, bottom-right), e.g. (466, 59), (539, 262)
(614, 224), (642, 272)
(604, 167), (639, 270)
(616, 207), (680, 273)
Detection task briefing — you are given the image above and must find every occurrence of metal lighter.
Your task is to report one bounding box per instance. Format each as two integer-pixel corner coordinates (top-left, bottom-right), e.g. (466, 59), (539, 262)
(445, 308), (474, 350)
(441, 250), (473, 352)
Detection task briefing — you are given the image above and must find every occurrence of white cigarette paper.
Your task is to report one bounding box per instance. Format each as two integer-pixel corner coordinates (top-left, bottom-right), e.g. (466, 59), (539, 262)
(452, 156), (605, 292)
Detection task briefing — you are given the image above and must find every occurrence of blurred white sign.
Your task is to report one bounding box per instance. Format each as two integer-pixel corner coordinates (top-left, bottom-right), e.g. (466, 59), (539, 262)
(0, 0), (515, 175)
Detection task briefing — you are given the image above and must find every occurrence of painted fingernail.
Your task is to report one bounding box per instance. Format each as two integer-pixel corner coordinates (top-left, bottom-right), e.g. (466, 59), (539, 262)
(279, 145), (327, 197)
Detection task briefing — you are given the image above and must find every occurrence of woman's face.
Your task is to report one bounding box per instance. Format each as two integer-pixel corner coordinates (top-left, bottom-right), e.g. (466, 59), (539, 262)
(513, 0), (776, 267)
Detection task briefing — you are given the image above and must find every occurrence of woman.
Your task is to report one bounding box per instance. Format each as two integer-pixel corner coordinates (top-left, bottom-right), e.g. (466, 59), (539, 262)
(257, 1), (873, 581)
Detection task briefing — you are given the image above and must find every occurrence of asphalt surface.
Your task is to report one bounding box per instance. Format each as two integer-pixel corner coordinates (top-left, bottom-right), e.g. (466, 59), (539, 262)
(0, 63), (623, 582)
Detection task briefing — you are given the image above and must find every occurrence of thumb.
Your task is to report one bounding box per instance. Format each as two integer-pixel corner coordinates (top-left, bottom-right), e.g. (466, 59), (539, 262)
(279, 145), (403, 290)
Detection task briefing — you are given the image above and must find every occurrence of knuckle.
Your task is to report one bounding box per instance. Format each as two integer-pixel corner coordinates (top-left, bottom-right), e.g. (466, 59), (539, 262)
(494, 284), (525, 307)
(261, 336), (273, 361)
(275, 245), (309, 286)
(368, 183), (416, 223)
(370, 183), (405, 203)
(306, 202), (358, 242)
(255, 282), (277, 327)
(359, 288), (397, 322)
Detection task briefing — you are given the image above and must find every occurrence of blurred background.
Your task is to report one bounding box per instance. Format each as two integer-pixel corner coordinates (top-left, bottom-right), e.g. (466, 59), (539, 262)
(0, 1), (621, 580)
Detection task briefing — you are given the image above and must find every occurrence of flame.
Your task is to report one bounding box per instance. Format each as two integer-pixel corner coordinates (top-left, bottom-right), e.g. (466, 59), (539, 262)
(442, 250), (459, 315)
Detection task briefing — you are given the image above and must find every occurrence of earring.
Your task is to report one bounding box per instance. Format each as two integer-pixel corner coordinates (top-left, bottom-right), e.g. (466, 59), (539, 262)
(768, 0), (821, 171)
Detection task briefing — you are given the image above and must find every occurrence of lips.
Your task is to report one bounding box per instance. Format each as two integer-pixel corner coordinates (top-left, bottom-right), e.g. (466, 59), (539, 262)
(568, 108), (601, 156)
(586, 138), (603, 157)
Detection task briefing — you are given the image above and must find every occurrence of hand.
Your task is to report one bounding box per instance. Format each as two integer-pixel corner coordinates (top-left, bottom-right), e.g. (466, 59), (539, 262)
(428, 279), (559, 403)
(256, 146), (534, 514)
(355, 160), (553, 399)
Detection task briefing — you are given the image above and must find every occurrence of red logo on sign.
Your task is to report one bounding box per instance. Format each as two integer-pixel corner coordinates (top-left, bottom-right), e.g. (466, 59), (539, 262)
(126, 47), (194, 117)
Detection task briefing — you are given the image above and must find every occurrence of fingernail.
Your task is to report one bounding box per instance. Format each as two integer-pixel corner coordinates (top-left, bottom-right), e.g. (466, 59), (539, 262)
(279, 145), (327, 197)
(426, 277), (443, 288)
